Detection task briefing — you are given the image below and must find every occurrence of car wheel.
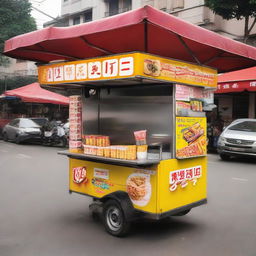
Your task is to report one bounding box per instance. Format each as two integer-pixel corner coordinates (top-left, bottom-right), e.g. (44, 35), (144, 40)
(103, 199), (131, 237)
(220, 153), (231, 161)
(3, 133), (8, 142)
(15, 136), (21, 144)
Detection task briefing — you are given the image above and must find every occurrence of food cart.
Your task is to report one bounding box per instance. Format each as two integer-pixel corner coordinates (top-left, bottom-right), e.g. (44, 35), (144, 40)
(4, 6), (256, 236)
(36, 52), (216, 236)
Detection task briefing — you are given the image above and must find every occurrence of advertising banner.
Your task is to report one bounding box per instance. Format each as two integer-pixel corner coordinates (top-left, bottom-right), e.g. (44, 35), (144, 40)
(38, 53), (217, 88)
(176, 117), (207, 159)
(38, 53), (135, 84)
(141, 55), (217, 88)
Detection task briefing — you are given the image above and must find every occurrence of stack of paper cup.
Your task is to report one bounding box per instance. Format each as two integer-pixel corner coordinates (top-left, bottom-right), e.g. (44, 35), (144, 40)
(69, 95), (82, 152)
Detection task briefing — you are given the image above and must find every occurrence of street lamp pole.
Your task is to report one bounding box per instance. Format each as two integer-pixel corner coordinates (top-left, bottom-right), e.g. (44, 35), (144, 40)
(4, 75), (7, 92)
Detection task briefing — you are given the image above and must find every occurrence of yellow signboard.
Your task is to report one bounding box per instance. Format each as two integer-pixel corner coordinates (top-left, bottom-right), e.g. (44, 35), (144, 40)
(69, 157), (207, 214)
(38, 52), (217, 88)
(176, 117), (207, 159)
(38, 53), (135, 85)
(138, 54), (217, 88)
(69, 159), (158, 213)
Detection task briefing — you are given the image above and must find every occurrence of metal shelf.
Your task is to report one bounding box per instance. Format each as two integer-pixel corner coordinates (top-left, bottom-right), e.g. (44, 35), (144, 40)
(58, 150), (160, 168)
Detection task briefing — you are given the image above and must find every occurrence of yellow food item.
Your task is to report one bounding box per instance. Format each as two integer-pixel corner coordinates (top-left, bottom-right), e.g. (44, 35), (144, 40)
(127, 176), (147, 200)
(137, 145), (148, 152)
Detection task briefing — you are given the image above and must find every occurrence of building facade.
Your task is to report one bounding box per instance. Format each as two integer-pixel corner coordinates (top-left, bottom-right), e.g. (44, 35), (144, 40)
(0, 59), (37, 79)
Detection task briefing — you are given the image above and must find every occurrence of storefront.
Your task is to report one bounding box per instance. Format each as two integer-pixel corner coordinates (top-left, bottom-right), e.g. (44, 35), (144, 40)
(215, 67), (256, 126)
(0, 82), (69, 133)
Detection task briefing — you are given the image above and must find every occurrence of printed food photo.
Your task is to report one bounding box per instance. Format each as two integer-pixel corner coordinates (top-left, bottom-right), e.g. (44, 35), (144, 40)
(126, 173), (151, 207)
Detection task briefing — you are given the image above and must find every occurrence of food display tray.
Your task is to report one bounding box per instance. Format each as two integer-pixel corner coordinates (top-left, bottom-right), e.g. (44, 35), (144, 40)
(58, 150), (160, 168)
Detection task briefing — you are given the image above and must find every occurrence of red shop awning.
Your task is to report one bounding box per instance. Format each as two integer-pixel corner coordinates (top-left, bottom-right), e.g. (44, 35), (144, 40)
(3, 82), (69, 105)
(215, 66), (256, 93)
(4, 5), (256, 73)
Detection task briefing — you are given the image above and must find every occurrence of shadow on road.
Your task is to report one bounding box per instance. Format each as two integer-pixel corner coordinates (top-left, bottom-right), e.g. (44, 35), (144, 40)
(57, 208), (200, 240)
(217, 157), (256, 165)
(130, 217), (200, 239)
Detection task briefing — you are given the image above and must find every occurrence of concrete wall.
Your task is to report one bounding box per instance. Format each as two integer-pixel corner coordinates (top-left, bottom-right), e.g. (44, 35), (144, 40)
(14, 60), (37, 76)
(61, 0), (95, 16)
(0, 58), (37, 79)
(214, 15), (256, 38)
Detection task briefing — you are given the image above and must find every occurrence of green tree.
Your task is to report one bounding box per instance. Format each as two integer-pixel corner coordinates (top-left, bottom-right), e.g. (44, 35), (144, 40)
(0, 0), (37, 65)
(0, 76), (37, 94)
(205, 0), (256, 42)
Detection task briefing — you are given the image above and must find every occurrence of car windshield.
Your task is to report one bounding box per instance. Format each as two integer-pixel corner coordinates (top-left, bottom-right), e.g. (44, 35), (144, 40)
(228, 121), (256, 132)
(19, 119), (40, 128)
(32, 118), (47, 126)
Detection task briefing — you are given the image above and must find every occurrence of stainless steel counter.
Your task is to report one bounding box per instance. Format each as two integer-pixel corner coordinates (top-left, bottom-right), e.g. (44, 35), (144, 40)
(58, 150), (160, 168)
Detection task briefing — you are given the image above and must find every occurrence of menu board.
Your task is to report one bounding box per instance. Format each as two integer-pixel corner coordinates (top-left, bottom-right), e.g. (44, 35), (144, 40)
(175, 84), (191, 101)
(176, 117), (207, 159)
(175, 84), (214, 116)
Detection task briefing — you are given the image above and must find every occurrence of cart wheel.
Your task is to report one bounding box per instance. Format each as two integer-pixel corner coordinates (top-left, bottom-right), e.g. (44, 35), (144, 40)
(103, 199), (131, 237)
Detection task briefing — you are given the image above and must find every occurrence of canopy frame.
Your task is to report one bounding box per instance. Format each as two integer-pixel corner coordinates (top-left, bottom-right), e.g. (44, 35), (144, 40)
(4, 6), (256, 72)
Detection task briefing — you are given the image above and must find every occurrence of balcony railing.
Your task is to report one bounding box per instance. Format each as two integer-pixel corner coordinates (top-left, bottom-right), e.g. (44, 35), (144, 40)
(105, 7), (131, 17)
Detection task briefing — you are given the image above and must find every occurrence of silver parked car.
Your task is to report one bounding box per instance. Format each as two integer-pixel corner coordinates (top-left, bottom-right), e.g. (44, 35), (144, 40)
(2, 118), (42, 144)
(217, 119), (256, 160)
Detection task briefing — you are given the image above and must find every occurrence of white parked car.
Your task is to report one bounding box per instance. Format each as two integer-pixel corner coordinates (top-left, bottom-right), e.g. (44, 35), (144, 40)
(3, 118), (42, 144)
(217, 119), (256, 160)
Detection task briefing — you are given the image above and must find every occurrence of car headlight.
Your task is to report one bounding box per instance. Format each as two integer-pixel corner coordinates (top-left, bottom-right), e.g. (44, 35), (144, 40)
(217, 136), (226, 146)
(18, 129), (26, 135)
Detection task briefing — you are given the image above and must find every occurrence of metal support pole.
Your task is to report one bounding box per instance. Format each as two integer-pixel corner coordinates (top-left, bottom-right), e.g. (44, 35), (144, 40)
(4, 76), (7, 92)
(144, 19), (148, 53)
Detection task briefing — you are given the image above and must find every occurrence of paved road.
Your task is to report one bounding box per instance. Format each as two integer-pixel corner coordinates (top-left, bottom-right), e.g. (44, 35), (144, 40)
(0, 141), (256, 256)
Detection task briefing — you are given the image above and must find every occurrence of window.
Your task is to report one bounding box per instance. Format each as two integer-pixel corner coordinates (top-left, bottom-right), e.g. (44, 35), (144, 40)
(10, 119), (19, 127)
(105, 0), (131, 17)
(109, 0), (119, 16)
(122, 0), (131, 11)
(19, 119), (39, 128)
(229, 121), (256, 132)
(73, 16), (80, 25)
(84, 9), (92, 22)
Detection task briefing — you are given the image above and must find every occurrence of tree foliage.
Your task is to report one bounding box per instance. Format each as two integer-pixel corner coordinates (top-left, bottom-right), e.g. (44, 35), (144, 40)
(205, 0), (256, 42)
(0, 75), (37, 94)
(0, 0), (37, 65)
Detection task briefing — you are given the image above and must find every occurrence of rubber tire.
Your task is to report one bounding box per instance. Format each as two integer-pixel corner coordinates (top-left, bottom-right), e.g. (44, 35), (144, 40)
(103, 199), (131, 237)
(15, 136), (20, 144)
(60, 137), (67, 148)
(220, 153), (231, 161)
(3, 133), (8, 142)
(42, 141), (49, 146)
